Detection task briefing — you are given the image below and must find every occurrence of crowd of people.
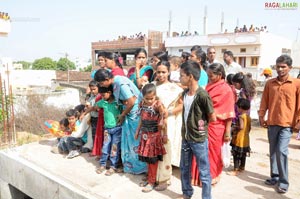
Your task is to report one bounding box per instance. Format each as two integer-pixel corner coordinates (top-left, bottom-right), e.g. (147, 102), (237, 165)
(0, 12), (10, 21)
(234, 24), (268, 33)
(117, 32), (145, 41)
(48, 46), (300, 198)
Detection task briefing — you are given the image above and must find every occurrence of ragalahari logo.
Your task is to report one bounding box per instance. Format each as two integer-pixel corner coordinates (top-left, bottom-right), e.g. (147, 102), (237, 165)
(265, 2), (298, 10)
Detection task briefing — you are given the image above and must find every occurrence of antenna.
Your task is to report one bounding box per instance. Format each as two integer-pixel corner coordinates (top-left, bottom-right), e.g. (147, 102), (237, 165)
(221, 12), (224, 33)
(203, 6), (207, 35)
(168, 10), (172, 37)
(188, 16), (191, 34)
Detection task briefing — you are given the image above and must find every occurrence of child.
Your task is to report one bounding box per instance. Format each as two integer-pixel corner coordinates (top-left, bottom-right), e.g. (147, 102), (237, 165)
(179, 60), (215, 199)
(59, 118), (71, 136)
(85, 80), (100, 144)
(169, 56), (182, 83)
(228, 98), (251, 176)
(86, 85), (122, 176)
(134, 83), (167, 193)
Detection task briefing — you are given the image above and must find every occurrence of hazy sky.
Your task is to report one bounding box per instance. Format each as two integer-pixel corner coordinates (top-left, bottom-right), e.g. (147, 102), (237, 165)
(1, 0), (299, 62)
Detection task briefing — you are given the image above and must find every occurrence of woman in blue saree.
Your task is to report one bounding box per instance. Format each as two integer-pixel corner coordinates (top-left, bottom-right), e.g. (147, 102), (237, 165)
(94, 69), (147, 174)
(127, 48), (153, 89)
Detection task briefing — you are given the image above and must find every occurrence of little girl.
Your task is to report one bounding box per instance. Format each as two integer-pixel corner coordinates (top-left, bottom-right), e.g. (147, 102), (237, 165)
(228, 98), (251, 176)
(134, 83), (167, 193)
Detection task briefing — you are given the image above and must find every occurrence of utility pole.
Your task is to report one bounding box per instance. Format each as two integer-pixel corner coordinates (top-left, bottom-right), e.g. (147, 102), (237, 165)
(65, 53), (69, 83)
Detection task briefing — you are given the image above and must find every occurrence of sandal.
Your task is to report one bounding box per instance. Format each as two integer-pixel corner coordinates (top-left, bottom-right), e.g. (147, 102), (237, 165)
(139, 181), (148, 187)
(142, 184), (154, 193)
(141, 174), (148, 181)
(277, 187), (287, 194)
(105, 168), (115, 176)
(154, 183), (168, 191)
(95, 166), (106, 174)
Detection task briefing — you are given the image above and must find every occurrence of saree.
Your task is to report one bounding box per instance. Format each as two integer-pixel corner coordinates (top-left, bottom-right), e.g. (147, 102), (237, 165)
(206, 79), (235, 179)
(154, 82), (183, 183)
(91, 95), (104, 156)
(113, 76), (147, 174)
(127, 65), (153, 87)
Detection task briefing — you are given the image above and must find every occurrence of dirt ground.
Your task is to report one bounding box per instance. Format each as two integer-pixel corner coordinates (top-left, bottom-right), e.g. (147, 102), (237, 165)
(9, 125), (300, 199)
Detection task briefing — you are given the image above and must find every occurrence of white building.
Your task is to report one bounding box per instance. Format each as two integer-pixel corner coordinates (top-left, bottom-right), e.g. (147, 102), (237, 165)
(165, 31), (300, 69)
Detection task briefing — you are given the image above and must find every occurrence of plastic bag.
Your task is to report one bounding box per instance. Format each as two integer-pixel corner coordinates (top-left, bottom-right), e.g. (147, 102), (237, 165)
(221, 142), (231, 168)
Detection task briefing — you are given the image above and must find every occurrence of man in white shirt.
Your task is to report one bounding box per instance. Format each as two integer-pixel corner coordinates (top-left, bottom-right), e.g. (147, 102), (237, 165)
(206, 47), (220, 66)
(223, 50), (242, 75)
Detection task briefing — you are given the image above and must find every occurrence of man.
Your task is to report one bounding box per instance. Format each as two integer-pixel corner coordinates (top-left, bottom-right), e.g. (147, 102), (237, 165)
(223, 50), (242, 75)
(206, 47), (220, 66)
(258, 54), (300, 194)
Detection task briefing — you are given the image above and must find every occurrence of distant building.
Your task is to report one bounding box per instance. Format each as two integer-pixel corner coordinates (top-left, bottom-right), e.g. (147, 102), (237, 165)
(91, 30), (165, 70)
(0, 18), (11, 37)
(165, 31), (299, 68)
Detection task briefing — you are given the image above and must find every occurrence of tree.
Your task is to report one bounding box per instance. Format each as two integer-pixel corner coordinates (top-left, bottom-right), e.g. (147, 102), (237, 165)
(15, 61), (32, 70)
(32, 57), (56, 70)
(80, 64), (92, 72)
(56, 57), (76, 71)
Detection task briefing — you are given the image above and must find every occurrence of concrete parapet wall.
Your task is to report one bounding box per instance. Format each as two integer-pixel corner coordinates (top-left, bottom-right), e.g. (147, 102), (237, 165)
(0, 149), (101, 199)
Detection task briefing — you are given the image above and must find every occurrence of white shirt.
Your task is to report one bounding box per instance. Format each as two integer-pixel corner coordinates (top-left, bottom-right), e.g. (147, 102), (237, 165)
(184, 94), (195, 131)
(224, 62), (242, 75)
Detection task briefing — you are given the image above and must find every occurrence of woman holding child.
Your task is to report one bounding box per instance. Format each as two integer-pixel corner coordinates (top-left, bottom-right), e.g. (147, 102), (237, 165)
(205, 63), (235, 184)
(94, 69), (147, 174)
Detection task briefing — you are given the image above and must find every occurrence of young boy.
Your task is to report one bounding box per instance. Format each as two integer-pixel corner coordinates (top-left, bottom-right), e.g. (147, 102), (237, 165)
(179, 60), (215, 199)
(86, 85), (122, 176)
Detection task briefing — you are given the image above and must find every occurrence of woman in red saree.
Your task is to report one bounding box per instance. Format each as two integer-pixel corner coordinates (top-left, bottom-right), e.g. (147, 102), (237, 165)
(205, 63), (235, 184)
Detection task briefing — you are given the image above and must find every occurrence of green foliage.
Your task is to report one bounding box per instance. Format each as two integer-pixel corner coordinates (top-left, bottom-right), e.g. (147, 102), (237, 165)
(80, 64), (92, 72)
(57, 57), (76, 71)
(15, 61), (32, 69)
(32, 57), (57, 70)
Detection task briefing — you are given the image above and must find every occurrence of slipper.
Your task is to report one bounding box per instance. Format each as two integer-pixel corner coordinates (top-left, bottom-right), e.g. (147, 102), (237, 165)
(95, 166), (106, 174)
(264, 178), (277, 186)
(141, 174), (148, 181)
(277, 187), (287, 194)
(142, 184), (154, 193)
(105, 168), (115, 176)
(139, 181), (148, 187)
(154, 183), (168, 191)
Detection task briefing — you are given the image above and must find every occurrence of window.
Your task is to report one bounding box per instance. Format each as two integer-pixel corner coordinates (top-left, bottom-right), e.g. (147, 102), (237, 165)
(178, 49), (183, 52)
(251, 57), (259, 66)
(281, 48), (291, 55)
(221, 49), (227, 53)
(240, 48), (246, 53)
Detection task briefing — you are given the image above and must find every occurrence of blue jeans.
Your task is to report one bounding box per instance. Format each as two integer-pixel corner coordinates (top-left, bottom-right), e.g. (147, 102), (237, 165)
(268, 125), (292, 190)
(99, 126), (122, 169)
(180, 139), (212, 199)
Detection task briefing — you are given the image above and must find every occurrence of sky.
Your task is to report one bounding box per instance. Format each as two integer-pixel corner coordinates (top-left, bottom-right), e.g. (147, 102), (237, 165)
(0, 0), (299, 62)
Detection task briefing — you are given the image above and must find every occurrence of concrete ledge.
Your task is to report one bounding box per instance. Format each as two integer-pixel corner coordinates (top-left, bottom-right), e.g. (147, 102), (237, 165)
(0, 148), (101, 199)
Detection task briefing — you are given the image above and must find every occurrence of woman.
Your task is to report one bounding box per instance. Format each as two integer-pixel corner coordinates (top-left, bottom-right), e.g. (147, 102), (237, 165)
(189, 49), (208, 88)
(94, 69), (147, 174)
(127, 48), (153, 89)
(91, 52), (107, 79)
(153, 60), (183, 190)
(205, 63), (235, 184)
(105, 52), (125, 76)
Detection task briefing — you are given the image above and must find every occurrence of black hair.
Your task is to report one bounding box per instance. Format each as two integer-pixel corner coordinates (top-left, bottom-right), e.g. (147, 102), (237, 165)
(156, 60), (171, 72)
(236, 98), (251, 111)
(134, 48), (147, 58)
(194, 49), (208, 71)
(223, 50), (234, 58)
(226, 74), (235, 85)
(232, 72), (256, 98)
(98, 85), (113, 93)
(181, 52), (190, 62)
(105, 52), (123, 69)
(180, 60), (200, 81)
(59, 118), (69, 127)
(74, 104), (85, 114)
(94, 69), (113, 82)
(142, 83), (156, 96)
(153, 51), (168, 62)
(191, 45), (202, 52)
(66, 109), (79, 118)
(97, 51), (107, 58)
(276, 54), (292, 67)
(89, 80), (98, 87)
(208, 63), (226, 79)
